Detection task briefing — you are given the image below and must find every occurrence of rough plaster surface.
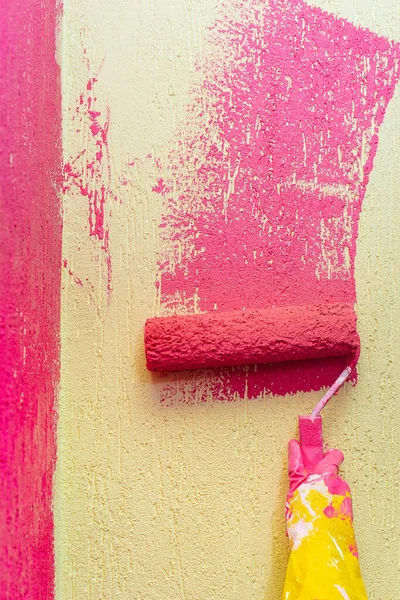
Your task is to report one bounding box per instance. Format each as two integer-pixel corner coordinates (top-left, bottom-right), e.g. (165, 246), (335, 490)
(56, 0), (400, 598)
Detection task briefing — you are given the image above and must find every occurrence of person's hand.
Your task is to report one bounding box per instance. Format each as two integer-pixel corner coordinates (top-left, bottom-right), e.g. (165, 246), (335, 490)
(283, 435), (368, 599)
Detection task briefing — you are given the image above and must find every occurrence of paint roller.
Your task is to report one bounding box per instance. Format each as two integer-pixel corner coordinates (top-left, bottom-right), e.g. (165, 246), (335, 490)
(145, 302), (360, 418)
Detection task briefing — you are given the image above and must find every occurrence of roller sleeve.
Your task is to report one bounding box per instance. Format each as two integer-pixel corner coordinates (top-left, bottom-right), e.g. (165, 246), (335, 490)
(144, 303), (358, 372)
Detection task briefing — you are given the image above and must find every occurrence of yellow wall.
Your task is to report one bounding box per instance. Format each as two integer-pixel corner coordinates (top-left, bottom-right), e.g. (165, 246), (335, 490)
(56, 1), (400, 598)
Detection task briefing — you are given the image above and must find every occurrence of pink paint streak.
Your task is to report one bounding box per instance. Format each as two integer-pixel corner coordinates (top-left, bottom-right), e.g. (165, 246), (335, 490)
(0, 0), (62, 597)
(154, 0), (400, 403)
(63, 58), (116, 296)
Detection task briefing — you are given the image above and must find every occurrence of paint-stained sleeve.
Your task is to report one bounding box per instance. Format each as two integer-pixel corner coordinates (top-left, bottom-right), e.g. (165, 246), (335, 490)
(282, 440), (368, 600)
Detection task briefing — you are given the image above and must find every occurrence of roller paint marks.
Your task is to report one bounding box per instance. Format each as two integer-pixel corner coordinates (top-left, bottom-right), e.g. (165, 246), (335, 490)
(63, 49), (117, 298)
(154, 0), (400, 402)
(0, 0), (62, 597)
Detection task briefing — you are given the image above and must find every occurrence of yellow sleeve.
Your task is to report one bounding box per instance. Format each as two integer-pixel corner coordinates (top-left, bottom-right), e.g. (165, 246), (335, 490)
(283, 476), (368, 600)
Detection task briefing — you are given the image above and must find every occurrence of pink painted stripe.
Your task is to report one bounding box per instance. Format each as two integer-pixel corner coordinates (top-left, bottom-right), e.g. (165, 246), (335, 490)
(0, 1), (62, 598)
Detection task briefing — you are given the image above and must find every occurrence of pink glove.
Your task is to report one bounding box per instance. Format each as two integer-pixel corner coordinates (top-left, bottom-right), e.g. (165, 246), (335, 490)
(283, 417), (368, 600)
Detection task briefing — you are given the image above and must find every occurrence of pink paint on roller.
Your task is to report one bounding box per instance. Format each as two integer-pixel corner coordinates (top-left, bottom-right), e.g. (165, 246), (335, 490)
(154, 0), (400, 402)
(299, 416), (324, 471)
(145, 303), (357, 371)
(0, 0), (62, 597)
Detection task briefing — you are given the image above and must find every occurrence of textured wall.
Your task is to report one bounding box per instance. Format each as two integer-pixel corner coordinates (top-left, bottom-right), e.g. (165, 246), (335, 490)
(0, 0), (62, 597)
(56, 1), (400, 598)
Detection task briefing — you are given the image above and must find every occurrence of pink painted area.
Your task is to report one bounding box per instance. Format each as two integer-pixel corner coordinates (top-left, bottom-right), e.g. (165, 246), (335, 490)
(0, 0), (62, 597)
(145, 303), (357, 371)
(154, 0), (400, 402)
(63, 58), (117, 297)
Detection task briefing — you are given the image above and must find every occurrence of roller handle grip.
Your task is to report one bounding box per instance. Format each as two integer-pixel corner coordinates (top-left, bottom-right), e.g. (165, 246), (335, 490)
(299, 415), (323, 471)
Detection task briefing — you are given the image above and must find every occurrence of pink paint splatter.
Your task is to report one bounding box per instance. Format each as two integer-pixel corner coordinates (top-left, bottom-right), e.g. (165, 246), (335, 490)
(0, 0), (62, 596)
(349, 543), (359, 557)
(62, 259), (83, 287)
(62, 259), (102, 316)
(63, 54), (117, 297)
(323, 495), (353, 520)
(154, 0), (400, 403)
(324, 505), (336, 519)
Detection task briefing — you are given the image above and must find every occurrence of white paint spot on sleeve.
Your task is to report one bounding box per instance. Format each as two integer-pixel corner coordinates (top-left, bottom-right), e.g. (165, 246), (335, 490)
(334, 584), (351, 600)
(328, 532), (344, 560)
